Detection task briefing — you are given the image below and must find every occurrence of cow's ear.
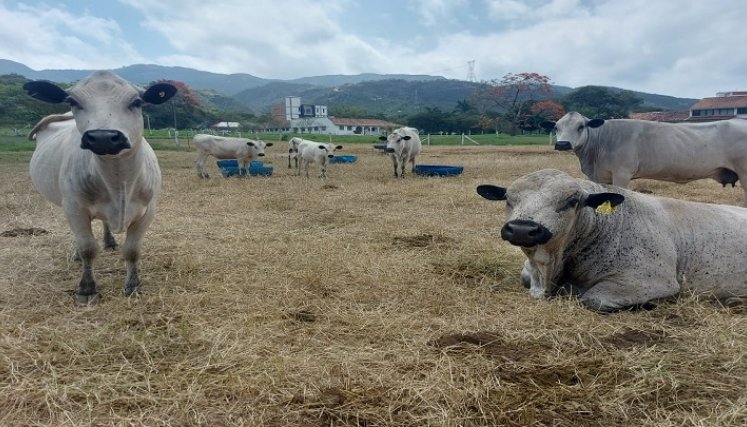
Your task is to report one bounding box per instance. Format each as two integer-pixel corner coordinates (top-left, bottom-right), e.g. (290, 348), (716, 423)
(246, 141), (255, 147)
(142, 83), (178, 105)
(476, 185), (508, 201)
(265, 142), (273, 147)
(23, 81), (68, 103)
(378, 136), (387, 141)
(587, 119), (605, 128)
(402, 136), (411, 140)
(336, 145), (343, 150)
(584, 192), (625, 212)
(539, 121), (555, 131)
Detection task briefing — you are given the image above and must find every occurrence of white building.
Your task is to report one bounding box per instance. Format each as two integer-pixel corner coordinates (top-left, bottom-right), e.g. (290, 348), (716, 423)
(260, 96), (399, 135)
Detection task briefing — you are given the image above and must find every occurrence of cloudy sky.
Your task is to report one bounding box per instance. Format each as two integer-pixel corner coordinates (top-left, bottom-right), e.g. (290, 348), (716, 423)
(1, 0), (744, 98)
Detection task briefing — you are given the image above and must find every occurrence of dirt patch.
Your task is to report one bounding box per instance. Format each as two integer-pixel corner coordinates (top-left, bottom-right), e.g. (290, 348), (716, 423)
(287, 309), (317, 323)
(392, 233), (454, 248)
(600, 327), (668, 349)
(1, 227), (48, 237)
(429, 331), (549, 364)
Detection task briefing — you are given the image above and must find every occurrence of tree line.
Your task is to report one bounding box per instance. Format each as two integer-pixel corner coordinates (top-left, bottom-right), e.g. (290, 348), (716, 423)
(1, 72), (646, 135)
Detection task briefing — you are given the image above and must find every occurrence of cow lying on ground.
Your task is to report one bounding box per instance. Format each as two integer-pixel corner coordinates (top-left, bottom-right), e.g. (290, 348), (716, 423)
(477, 169), (747, 312)
(24, 71), (177, 304)
(193, 134), (273, 178)
(295, 138), (343, 178)
(541, 112), (747, 205)
(379, 127), (421, 177)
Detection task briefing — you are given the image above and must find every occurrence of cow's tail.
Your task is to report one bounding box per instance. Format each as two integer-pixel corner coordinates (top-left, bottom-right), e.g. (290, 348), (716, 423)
(28, 112), (74, 140)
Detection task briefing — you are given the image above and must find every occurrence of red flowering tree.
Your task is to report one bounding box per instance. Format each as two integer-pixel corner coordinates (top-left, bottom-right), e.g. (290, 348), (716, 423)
(471, 72), (552, 135)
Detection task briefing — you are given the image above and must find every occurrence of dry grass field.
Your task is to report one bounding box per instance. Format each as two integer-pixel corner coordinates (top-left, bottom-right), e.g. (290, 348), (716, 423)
(1, 142), (745, 426)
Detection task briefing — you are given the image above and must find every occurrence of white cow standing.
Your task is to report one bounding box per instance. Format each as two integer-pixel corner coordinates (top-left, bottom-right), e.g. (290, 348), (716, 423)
(288, 136), (302, 169)
(541, 112), (747, 205)
(24, 71), (177, 304)
(477, 169), (747, 312)
(295, 138), (343, 178)
(379, 127), (421, 178)
(193, 134), (273, 178)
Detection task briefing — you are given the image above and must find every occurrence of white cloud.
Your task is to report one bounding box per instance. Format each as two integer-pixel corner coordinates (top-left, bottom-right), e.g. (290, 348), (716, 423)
(120, 0), (398, 77)
(2, 0), (746, 99)
(407, 0), (469, 26)
(0, 3), (144, 70)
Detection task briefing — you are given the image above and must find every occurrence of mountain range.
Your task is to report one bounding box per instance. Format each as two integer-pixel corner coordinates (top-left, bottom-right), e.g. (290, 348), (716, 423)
(0, 59), (698, 116)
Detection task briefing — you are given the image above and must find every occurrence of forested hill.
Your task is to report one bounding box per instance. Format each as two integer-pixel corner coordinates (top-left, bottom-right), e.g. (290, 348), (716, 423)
(0, 59), (698, 122)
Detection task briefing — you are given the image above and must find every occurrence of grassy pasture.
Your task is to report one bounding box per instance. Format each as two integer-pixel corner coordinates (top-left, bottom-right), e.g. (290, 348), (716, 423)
(0, 143), (745, 426)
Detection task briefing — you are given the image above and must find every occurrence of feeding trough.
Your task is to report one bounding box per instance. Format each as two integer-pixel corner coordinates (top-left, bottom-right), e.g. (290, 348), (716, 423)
(217, 160), (273, 177)
(329, 154), (358, 164)
(413, 164), (464, 177)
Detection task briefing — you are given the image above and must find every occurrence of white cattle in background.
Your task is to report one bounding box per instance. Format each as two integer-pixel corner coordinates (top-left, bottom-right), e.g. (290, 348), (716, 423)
(477, 169), (747, 312)
(379, 127), (421, 178)
(541, 112), (747, 205)
(193, 134), (273, 178)
(24, 71), (177, 304)
(295, 138), (343, 178)
(288, 136), (302, 169)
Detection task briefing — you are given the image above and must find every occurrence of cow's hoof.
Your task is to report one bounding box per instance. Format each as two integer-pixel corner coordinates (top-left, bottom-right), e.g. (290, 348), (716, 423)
(125, 286), (142, 297)
(74, 292), (100, 306)
(724, 297), (747, 308)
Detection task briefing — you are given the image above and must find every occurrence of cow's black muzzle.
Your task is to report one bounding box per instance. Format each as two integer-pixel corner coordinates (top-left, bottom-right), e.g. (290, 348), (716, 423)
(385, 147), (396, 153)
(81, 130), (131, 155)
(554, 141), (572, 151)
(501, 219), (553, 247)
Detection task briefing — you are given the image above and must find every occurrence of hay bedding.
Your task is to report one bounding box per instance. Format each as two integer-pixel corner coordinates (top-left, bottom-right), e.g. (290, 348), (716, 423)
(0, 146), (745, 426)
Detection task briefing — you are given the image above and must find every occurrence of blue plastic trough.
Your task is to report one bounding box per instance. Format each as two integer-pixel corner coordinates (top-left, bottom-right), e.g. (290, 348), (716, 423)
(413, 164), (464, 177)
(217, 160), (273, 177)
(328, 155), (358, 164)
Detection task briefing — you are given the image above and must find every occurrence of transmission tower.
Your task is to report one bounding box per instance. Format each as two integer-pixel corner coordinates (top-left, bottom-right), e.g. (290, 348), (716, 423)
(466, 60), (476, 82)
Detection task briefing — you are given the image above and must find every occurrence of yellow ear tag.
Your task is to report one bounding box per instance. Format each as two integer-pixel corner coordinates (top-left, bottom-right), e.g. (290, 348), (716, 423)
(595, 200), (616, 215)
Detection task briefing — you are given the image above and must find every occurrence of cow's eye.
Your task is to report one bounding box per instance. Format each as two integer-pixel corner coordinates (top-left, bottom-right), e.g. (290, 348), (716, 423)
(557, 196), (579, 212)
(577, 125), (584, 132)
(129, 99), (143, 109)
(66, 97), (80, 109)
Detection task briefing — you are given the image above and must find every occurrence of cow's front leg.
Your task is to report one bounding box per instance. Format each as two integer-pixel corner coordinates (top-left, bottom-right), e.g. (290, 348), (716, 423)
(611, 172), (632, 188)
(121, 206), (156, 296)
(580, 279), (678, 312)
(319, 167), (327, 179)
(195, 152), (210, 178)
(238, 159), (248, 177)
(66, 210), (100, 304)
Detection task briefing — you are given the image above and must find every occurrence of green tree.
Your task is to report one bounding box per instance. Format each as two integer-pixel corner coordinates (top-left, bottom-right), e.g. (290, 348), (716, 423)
(562, 86), (642, 119)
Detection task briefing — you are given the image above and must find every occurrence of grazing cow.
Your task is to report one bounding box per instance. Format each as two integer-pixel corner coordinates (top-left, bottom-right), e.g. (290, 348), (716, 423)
(378, 127), (421, 177)
(193, 134), (273, 178)
(477, 169), (747, 312)
(295, 139), (343, 178)
(541, 112), (747, 205)
(24, 71), (177, 304)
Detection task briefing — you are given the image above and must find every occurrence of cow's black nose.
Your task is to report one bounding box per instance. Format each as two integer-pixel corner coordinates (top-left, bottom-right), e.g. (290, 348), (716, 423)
(328, 154), (334, 158)
(81, 130), (130, 155)
(385, 148), (395, 153)
(258, 153), (265, 157)
(554, 141), (572, 151)
(501, 220), (552, 247)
